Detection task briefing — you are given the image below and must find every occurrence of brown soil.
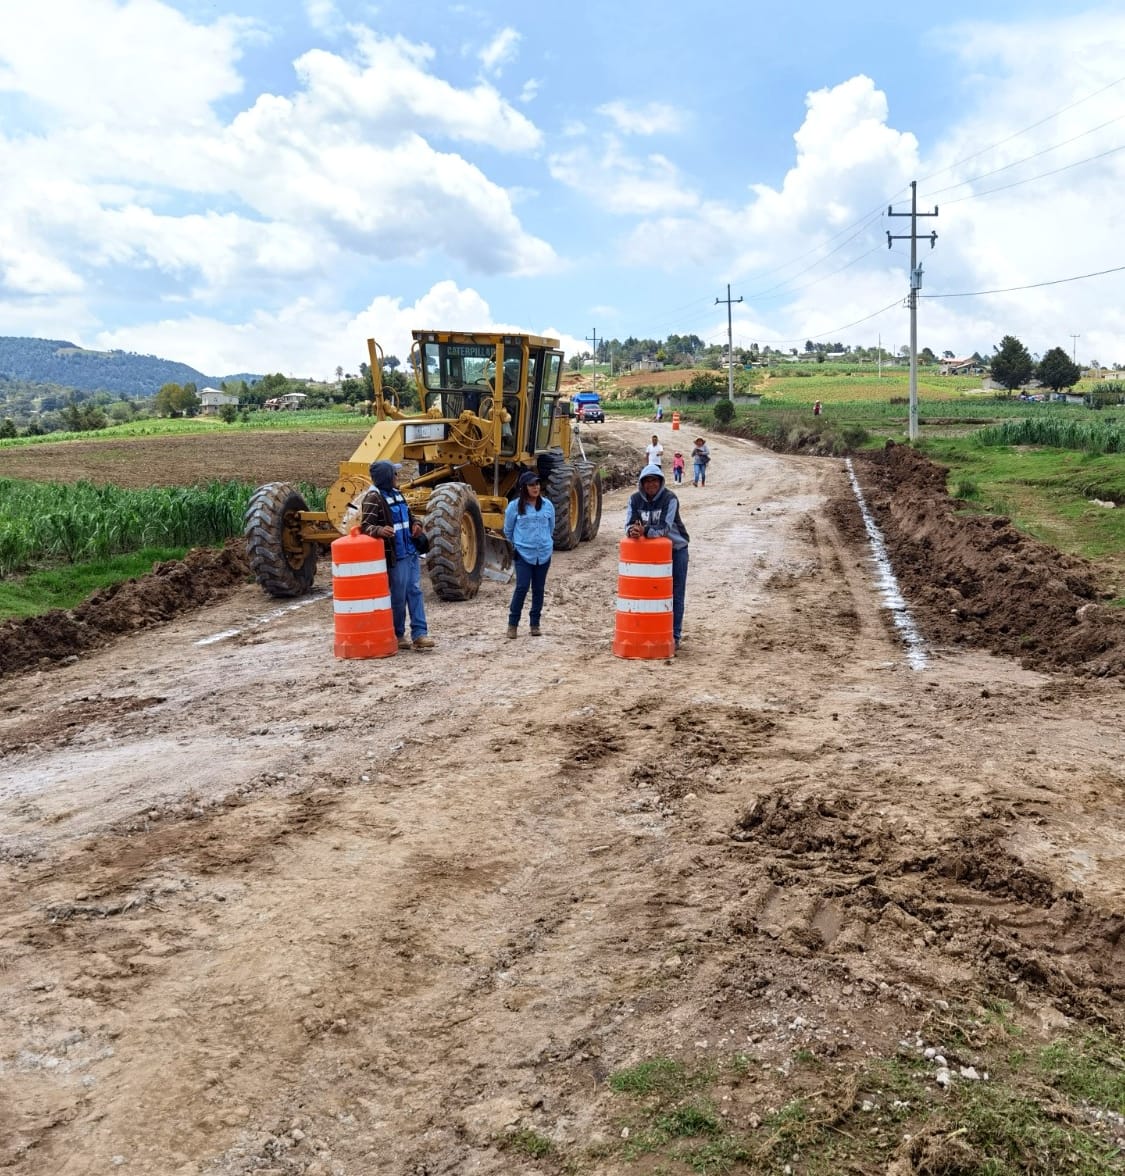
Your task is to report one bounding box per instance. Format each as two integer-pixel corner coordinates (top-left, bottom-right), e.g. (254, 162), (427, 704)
(0, 429), (372, 489)
(2, 423), (1124, 1175)
(853, 442), (1125, 678)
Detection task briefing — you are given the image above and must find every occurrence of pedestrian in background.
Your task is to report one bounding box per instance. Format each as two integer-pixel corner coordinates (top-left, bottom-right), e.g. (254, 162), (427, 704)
(361, 461), (435, 651)
(691, 437), (710, 487)
(645, 433), (664, 467)
(625, 464), (690, 652)
(672, 451), (685, 483)
(503, 470), (555, 638)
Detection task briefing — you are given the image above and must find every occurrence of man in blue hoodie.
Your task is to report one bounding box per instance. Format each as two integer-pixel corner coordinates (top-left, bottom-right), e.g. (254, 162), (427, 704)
(625, 463), (689, 651)
(360, 461), (435, 651)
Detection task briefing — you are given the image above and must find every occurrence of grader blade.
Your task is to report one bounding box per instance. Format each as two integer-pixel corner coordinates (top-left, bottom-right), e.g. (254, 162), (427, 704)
(482, 534), (514, 583)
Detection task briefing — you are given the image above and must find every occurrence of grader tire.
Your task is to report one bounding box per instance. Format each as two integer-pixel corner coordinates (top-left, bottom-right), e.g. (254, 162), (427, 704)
(574, 460), (603, 542)
(547, 461), (585, 551)
(424, 482), (485, 601)
(244, 482), (317, 597)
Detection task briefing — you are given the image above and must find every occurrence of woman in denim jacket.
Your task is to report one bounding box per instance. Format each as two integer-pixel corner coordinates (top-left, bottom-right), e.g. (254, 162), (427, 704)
(503, 471), (556, 638)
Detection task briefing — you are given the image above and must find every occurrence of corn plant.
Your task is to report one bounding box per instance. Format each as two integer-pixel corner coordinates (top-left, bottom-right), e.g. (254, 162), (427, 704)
(0, 478), (325, 577)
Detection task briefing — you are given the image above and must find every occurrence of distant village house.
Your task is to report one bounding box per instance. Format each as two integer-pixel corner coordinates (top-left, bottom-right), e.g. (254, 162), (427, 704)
(264, 392), (309, 411)
(199, 387), (240, 415)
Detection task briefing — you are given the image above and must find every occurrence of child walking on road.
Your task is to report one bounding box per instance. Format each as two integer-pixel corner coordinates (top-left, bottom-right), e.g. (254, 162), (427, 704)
(672, 452), (685, 483)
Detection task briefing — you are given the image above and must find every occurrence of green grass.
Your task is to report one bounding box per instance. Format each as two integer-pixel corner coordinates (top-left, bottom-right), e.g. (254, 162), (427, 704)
(0, 547), (191, 617)
(499, 1127), (554, 1160)
(921, 439), (1125, 598)
(0, 409), (370, 448)
(1039, 1034), (1125, 1116)
(596, 1033), (1125, 1175)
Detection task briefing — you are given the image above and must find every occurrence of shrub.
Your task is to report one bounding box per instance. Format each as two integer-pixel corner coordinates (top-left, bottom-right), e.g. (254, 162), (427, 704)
(713, 399), (735, 424)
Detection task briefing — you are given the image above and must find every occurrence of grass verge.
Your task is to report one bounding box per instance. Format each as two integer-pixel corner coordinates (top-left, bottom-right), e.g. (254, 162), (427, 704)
(0, 547), (190, 620)
(591, 1020), (1125, 1174)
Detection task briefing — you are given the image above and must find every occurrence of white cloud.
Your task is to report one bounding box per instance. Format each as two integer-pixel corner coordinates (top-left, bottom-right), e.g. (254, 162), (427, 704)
(0, 0), (248, 130)
(549, 138), (698, 215)
(478, 27), (521, 76)
(93, 281), (582, 379)
(0, 12), (557, 334)
(304, 0), (342, 34)
(597, 100), (684, 136)
(519, 78), (541, 104)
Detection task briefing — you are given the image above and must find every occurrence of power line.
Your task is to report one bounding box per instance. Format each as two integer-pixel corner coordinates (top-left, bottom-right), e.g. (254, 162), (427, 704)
(916, 72), (1125, 186)
(921, 262), (1125, 299)
(920, 114), (1125, 201)
(762, 299), (903, 345)
(742, 209), (888, 301)
(939, 141), (1125, 205)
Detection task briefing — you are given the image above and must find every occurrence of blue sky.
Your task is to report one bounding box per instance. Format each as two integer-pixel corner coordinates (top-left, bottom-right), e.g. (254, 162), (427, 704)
(2, 0), (1124, 378)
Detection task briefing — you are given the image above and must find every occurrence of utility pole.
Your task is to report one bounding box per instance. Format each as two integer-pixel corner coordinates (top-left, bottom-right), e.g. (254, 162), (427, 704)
(715, 284), (743, 402)
(888, 180), (938, 441)
(585, 328), (598, 397)
(877, 332), (882, 380)
(1070, 334), (1080, 365)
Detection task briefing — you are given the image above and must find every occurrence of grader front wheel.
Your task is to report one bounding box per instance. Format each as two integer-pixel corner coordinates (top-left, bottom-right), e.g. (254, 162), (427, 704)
(244, 482), (318, 597)
(424, 482), (485, 601)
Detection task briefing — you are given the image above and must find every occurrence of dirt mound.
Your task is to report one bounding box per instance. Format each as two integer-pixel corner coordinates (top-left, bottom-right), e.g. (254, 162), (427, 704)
(854, 443), (1125, 677)
(0, 540), (251, 678)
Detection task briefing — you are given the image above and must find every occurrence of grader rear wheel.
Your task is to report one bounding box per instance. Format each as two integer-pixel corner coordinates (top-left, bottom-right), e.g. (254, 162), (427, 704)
(574, 460), (603, 542)
(244, 482), (318, 597)
(546, 461), (585, 551)
(424, 482), (485, 601)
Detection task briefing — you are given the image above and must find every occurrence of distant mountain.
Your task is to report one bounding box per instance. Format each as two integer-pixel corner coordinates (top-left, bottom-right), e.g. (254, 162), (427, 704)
(0, 336), (262, 397)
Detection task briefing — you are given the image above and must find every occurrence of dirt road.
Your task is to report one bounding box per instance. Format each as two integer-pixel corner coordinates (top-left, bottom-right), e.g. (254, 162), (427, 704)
(2, 419), (1123, 1174)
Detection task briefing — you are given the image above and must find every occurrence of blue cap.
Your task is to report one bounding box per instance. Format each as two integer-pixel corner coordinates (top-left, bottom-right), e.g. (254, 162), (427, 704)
(518, 470), (541, 488)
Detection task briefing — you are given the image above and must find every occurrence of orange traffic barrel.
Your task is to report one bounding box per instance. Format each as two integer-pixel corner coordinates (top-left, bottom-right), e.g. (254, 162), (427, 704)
(613, 536), (674, 659)
(331, 528), (397, 659)
(671, 411), (681, 430)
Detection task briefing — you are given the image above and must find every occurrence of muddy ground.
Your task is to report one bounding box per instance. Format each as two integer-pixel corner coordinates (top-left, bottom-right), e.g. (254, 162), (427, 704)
(1, 420), (1124, 1174)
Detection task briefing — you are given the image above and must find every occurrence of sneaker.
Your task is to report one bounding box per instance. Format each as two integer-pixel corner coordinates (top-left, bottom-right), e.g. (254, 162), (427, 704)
(412, 636), (435, 650)
(396, 636), (412, 650)
(506, 625), (518, 639)
(529, 625), (542, 636)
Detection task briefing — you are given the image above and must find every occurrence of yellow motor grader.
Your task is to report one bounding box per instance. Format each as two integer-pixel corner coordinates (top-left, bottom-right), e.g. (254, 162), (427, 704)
(244, 329), (603, 601)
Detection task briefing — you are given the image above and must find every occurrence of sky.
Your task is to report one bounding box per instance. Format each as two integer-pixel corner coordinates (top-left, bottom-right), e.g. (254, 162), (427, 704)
(2, 0), (1125, 380)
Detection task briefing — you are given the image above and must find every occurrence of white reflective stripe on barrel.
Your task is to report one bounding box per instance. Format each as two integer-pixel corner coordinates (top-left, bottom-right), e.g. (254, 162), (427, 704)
(615, 597), (673, 613)
(332, 558), (387, 577)
(333, 596), (392, 614)
(618, 561), (672, 577)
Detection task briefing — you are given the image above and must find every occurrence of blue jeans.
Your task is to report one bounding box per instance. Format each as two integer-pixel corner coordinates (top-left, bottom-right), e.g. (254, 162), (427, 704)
(671, 545), (688, 642)
(508, 555), (550, 627)
(693, 461), (706, 485)
(390, 552), (427, 639)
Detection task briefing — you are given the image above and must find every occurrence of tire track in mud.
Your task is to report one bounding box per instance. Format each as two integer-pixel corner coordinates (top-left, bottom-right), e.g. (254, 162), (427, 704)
(5, 424), (1125, 1174)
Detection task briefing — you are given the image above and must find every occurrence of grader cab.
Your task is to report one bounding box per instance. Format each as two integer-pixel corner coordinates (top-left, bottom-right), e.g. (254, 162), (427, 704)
(244, 330), (603, 601)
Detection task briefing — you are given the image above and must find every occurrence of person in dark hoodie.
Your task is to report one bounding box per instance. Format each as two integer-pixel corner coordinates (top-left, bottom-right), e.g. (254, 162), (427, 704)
(360, 461), (435, 651)
(625, 462), (689, 651)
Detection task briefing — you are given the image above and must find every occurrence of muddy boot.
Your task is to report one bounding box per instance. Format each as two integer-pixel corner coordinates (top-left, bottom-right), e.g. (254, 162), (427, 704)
(506, 625), (518, 639)
(529, 625), (542, 636)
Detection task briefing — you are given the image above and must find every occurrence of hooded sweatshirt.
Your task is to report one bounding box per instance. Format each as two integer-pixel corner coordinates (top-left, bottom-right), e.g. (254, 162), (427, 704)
(625, 463), (689, 550)
(361, 460), (419, 564)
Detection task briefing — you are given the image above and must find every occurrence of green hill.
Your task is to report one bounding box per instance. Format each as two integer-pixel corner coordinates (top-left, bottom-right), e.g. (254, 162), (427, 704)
(0, 336), (260, 397)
